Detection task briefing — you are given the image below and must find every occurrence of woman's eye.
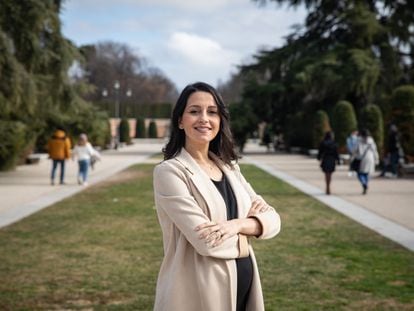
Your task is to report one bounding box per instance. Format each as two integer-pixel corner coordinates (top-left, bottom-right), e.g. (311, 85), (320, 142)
(189, 110), (198, 114)
(208, 110), (218, 114)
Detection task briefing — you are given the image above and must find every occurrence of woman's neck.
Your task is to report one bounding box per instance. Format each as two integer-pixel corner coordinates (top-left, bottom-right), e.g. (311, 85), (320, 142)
(184, 144), (210, 164)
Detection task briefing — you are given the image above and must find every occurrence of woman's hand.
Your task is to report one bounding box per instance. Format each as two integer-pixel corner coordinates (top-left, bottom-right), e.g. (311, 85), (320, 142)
(195, 220), (241, 247)
(194, 199), (271, 247)
(247, 198), (271, 217)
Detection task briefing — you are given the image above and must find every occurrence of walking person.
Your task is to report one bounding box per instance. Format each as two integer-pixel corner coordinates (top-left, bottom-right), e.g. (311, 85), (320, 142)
(47, 127), (71, 185)
(72, 133), (100, 186)
(380, 124), (401, 178)
(317, 131), (340, 195)
(346, 130), (358, 176)
(354, 129), (379, 194)
(152, 82), (281, 311)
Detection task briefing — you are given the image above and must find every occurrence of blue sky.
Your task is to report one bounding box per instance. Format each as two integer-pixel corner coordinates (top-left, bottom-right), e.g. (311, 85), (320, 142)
(60, 0), (307, 90)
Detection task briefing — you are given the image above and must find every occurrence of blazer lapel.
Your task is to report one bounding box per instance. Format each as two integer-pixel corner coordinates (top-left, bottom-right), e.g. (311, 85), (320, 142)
(175, 149), (227, 221)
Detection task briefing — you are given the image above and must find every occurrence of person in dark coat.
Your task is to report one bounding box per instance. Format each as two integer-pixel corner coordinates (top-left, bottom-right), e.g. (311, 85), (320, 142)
(317, 131), (340, 195)
(380, 124), (401, 178)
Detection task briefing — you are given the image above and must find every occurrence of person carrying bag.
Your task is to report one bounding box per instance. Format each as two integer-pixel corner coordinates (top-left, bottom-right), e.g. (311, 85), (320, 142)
(352, 129), (379, 194)
(350, 147), (369, 172)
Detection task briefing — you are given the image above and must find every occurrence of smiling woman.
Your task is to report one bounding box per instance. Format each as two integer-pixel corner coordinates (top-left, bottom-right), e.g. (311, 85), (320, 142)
(152, 82), (281, 311)
(178, 91), (221, 149)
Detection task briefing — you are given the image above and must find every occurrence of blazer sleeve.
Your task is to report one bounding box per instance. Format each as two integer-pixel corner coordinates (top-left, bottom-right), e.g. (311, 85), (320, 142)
(233, 164), (281, 240)
(153, 161), (249, 259)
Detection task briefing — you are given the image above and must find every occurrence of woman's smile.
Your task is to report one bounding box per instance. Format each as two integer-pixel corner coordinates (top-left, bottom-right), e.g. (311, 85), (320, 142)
(179, 91), (221, 146)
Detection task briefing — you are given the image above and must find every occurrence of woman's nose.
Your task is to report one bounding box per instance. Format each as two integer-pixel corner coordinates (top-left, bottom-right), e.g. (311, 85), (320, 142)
(199, 111), (208, 122)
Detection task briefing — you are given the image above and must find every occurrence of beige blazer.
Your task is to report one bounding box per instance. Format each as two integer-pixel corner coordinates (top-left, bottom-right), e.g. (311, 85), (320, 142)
(153, 148), (281, 311)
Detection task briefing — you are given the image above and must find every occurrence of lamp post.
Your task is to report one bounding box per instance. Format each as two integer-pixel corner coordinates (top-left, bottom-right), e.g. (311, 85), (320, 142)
(102, 81), (132, 149)
(114, 81), (120, 149)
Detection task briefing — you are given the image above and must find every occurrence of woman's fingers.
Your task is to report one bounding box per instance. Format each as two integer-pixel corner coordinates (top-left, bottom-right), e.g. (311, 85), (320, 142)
(195, 221), (222, 241)
(194, 221), (216, 231)
(248, 199), (271, 215)
(194, 220), (238, 247)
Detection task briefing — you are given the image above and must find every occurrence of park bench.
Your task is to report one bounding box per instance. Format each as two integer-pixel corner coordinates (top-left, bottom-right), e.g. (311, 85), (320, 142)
(308, 149), (318, 158)
(400, 162), (414, 177)
(26, 153), (48, 164)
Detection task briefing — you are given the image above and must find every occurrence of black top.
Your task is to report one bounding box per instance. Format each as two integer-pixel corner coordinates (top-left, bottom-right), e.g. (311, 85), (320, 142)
(212, 175), (253, 311)
(317, 139), (340, 173)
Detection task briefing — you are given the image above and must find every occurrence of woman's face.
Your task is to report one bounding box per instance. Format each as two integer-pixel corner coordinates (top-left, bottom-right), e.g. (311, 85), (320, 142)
(179, 91), (221, 148)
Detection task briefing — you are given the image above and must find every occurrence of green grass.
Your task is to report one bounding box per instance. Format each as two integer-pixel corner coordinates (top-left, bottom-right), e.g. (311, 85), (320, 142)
(0, 164), (413, 310)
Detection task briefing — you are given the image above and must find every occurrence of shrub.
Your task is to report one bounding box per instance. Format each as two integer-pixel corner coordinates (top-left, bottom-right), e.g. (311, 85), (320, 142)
(229, 101), (258, 153)
(135, 117), (146, 138)
(331, 100), (358, 152)
(360, 104), (384, 154)
(0, 121), (28, 170)
(312, 110), (331, 149)
(119, 118), (131, 144)
(390, 85), (414, 157)
(148, 120), (158, 138)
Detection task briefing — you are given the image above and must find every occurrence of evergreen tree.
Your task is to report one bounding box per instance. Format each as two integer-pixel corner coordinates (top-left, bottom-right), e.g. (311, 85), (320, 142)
(360, 104), (384, 155)
(331, 101), (358, 152)
(0, 0), (110, 170)
(119, 118), (131, 144)
(239, 0), (414, 149)
(135, 117), (146, 138)
(390, 85), (414, 157)
(229, 101), (258, 153)
(313, 110), (331, 149)
(148, 120), (158, 138)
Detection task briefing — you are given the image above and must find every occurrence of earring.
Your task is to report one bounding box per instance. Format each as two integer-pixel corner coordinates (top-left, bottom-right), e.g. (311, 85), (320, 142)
(178, 125), (183, 129)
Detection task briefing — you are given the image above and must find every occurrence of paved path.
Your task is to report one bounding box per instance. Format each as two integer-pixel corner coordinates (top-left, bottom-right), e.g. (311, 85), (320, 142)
(0, 139), (413, 251)
(0, 139), (165, 228)
(241, 142), (414, 252)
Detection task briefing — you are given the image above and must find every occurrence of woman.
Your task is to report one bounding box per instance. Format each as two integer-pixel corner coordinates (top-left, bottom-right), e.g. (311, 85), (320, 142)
(72, 133), (100, 186)
(317, 131), (340, 195)
(353, 129), (379, 194)
(153, 82), (281, 311)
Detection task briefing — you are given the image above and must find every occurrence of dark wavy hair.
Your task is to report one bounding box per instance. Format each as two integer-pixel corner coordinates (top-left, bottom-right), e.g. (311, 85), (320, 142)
(163, 82), (238, 166)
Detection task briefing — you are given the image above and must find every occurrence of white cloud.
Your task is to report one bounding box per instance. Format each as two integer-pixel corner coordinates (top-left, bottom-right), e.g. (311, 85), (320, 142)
(162, 32), (241, 89)
(60, 0), (307, 90)
(167, 32), (239, 67)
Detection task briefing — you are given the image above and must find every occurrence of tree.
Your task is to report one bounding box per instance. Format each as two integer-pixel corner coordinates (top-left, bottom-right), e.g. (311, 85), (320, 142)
(360, 104), (384, 155)
(0, 0), (111, 170)
(331, 101), (358, 152)
(0, 121), (28, 170)
(148, 120), (158, 138)
(79, 41), (178, 116)
(241, 0), (414, 147)
(229, 101), (258, 153)
(135, 117), (146, 138)
(312, 110), (331, 149)
(119, 118), (131, 144)
(390, 85), (414, 157)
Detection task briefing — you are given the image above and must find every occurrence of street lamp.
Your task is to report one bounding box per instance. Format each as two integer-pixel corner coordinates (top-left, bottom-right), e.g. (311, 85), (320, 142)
(113, 81), (120, 149)
(101, 81), (132, 149)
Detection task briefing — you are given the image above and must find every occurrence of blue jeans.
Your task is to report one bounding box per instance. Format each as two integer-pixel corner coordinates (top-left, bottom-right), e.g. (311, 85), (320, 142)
(78, 159), (90, 183)
(51, 159), (65, 184)
(357, 172), (369, 188)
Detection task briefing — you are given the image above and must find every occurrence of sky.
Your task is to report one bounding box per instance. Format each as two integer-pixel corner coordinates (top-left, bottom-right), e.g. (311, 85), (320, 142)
(60, 0), (307, 91)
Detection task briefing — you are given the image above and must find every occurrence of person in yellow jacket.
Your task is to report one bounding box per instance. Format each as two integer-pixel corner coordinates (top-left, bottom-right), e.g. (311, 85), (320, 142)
(47, 128), (71, 185)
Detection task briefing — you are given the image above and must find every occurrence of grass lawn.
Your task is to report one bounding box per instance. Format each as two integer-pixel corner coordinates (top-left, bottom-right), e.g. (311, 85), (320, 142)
(0, 164), (413, 310)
